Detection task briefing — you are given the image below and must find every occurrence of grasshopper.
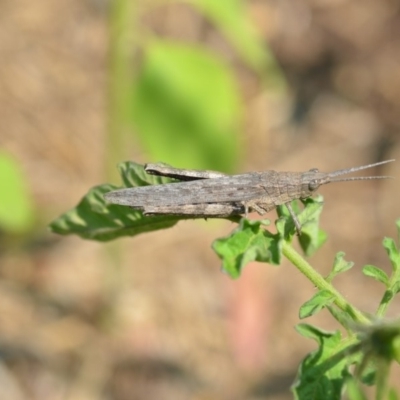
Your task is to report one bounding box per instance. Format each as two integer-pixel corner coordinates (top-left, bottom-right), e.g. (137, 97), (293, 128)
(104, 159), (394, 234)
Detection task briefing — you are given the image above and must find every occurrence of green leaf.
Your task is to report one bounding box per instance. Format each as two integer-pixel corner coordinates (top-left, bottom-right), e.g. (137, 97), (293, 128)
(131, 40), (242, 172)
(293, 324), (350, 400)
(276, 196), (327, 255)
(360, 366), (376, 386)
(212, 218), (281, 278)
(188, 0), (286, 88)
(297, 197), (327, 256)
(326, 252), (354, 283)
(50, 162), (193, 241)
(276, 199), (301, 239)
(0, 152), (34, 232)
(299, 290), (335, 319)
(383, 237), (400, 274)
(362, 265), (389, 286)
(50, 183), (187, 241)
(381, 229), (400, 302)
(116, 161), (176, 187)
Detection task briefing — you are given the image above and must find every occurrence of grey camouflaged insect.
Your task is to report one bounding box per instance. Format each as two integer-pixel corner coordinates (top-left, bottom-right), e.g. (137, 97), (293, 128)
(104, 160), (394, 234)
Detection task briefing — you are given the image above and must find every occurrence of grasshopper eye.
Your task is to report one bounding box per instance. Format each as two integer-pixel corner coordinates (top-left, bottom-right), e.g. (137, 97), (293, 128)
(308, 179), (320, 191)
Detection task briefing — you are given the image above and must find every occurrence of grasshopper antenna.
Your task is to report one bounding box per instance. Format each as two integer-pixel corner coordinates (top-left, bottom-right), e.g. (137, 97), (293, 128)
(328, 159), (395, 183)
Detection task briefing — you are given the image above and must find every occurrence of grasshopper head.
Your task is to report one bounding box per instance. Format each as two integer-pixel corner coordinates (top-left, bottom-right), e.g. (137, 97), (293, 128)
(300, 169), (330, 198)
(300, 159), (394, 199)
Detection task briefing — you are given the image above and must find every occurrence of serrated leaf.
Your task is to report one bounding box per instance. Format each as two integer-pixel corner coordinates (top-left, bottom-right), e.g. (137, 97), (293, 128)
(50, 162), (196, 241)
(49, 184), (187, 241)
(0, 152), (34, 232)
(131, 40), (242, 172)
(382, 226), (400, 302)
(293, 324), (349, 400)
(212, 218), (280, 278)
(276, 200), (299, 239)
(326, 252), (354, 282)
(383, 237), (400, 273)
(298, 196), (327, 256)
(299, 290), (335, 319)
(362, 265), (389, 286)
(276, 196), (326, 255)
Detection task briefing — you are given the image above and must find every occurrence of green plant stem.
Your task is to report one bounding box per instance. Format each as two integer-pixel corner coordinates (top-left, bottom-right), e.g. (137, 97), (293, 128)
(104, 0), (137, 316)
(376, 294), (390, 317)
(375, 359), (390, 400)
(282, 241), (370, 325)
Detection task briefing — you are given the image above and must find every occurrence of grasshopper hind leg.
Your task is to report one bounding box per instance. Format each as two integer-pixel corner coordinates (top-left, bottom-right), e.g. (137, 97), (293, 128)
(143, 203), (245, 218)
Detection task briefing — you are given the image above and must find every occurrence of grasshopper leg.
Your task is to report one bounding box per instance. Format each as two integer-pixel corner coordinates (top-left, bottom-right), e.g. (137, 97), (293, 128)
(285, 203), (302, 235)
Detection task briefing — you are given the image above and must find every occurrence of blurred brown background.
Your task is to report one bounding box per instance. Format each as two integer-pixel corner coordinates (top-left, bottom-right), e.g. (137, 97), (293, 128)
(0, 0), (400, 399)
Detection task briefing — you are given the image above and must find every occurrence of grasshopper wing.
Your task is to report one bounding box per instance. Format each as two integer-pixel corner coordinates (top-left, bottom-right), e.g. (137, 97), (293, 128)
(104, 172), (276, 208)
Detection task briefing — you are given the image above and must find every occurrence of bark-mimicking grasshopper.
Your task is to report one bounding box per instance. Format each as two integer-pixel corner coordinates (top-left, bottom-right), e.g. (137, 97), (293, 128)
(104, 159), (394, 234)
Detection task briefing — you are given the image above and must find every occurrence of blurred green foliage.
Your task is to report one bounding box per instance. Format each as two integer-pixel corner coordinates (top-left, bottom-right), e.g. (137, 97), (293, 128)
(0, 151), (34, 233)
(131, 41), (242, 171)
(108, 0), (286, 174)
(189, 0), (286, 84)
